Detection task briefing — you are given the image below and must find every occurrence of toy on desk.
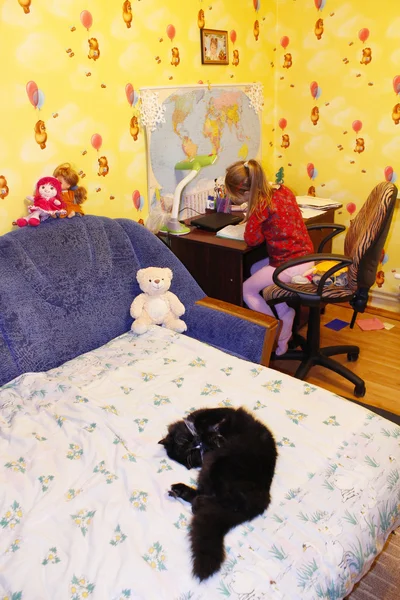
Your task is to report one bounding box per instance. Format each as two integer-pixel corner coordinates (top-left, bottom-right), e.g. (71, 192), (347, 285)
(15, 176), (66, 227)
(275, 166), (284, 185)
(161, 153), (218, 236)
(292, 260), (348, 287)
(130, 267), (187, 334)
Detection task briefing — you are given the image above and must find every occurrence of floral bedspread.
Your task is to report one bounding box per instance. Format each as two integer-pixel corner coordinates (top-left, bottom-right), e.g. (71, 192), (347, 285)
(1, 327), (399, 600)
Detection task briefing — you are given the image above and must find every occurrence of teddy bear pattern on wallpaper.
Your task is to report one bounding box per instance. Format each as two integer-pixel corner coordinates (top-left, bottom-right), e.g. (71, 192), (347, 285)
(130, 267), (187, 335)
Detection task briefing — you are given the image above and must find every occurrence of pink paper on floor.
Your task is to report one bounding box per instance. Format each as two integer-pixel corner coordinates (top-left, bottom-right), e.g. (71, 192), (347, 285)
(356, 317), (385, 331)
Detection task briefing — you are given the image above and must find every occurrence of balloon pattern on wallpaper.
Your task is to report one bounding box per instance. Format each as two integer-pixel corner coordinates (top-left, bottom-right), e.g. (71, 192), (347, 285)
(2, 1), (400, 302)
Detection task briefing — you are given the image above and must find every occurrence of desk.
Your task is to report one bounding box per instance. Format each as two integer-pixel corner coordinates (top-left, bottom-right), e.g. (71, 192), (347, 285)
(161, 208), (336, 306)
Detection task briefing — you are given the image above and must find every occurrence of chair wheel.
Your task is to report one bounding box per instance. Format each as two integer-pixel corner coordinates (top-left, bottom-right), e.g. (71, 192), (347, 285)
(354, 383), (366, 398)
(347, 352), (359, 362)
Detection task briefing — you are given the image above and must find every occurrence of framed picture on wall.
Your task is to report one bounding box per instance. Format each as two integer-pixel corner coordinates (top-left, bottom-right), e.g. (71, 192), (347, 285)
(200, 29), (229, 65)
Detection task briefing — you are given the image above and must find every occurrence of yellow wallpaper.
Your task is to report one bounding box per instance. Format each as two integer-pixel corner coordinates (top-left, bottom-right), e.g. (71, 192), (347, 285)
(0, 0), (274, 236)
(273, 0), (400, 310)
(1, 0), (399, 310)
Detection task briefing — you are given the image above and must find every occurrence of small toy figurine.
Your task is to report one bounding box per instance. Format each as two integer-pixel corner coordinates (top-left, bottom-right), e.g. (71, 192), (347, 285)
(53, 162), (87, 218)
(275, 167), (284, 185)
(15, 176), (66, 227)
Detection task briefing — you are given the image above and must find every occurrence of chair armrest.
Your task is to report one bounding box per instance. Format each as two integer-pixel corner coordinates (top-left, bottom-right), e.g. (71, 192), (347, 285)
(273, 254), (353, 298)
(185, 297), (279, 367)
(306, 223), (346, 253)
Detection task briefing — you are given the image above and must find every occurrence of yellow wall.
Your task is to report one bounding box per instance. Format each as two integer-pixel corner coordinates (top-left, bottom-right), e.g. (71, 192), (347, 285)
(273, 0), (400, 310)
(0, 0), (274, 233)
(1, 0), (399, 310)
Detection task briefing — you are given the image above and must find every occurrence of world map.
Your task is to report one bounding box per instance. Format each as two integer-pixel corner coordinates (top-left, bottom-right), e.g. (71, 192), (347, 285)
(148, 86), (261, 199)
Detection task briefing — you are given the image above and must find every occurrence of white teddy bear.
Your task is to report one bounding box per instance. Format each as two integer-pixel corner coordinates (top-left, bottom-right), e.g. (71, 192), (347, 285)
(130, 267), (187, 335)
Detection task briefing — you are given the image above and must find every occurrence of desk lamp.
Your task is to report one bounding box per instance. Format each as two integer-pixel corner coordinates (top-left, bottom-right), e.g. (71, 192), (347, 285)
(162, 153), (218, 235)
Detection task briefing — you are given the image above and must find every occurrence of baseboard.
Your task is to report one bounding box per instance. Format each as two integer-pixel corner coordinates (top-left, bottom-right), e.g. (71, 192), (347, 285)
(368, 289), (400, 314)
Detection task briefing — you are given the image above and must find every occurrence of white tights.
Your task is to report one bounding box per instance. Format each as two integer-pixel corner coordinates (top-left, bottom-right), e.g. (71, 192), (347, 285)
(243, 257), (314, 355)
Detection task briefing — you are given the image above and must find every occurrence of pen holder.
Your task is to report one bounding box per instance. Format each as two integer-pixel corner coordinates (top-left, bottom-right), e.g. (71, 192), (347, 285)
(216, 196), (231, 213)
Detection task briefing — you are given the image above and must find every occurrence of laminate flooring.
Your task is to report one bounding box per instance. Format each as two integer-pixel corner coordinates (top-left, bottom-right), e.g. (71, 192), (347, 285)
(270, 304), (400, 416)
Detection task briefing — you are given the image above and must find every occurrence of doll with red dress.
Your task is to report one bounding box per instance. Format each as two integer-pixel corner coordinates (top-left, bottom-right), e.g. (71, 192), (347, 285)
(53, 162), (87, 218)
(15, 176), (66, 227)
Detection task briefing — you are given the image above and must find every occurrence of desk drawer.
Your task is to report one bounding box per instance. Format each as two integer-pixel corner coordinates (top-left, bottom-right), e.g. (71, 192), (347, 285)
(169, 238), (243, 305)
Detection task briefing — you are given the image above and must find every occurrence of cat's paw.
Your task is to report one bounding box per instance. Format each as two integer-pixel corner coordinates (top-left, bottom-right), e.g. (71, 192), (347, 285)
(168, 483), (197, 503)
(168, 483), (187, 498)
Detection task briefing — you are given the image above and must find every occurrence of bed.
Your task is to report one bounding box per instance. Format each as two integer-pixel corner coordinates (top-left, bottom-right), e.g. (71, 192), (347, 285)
(1, 217), (399, 600)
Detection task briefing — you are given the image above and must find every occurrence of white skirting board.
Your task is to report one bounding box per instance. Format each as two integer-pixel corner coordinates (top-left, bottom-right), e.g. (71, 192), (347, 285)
(368, 288), (400, 313)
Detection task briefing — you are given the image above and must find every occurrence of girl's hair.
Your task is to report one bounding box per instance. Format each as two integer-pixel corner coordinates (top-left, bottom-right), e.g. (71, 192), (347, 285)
(53, 162), (87, 205)
(224, 159), (273, 221)
(210, 37), (218, 48)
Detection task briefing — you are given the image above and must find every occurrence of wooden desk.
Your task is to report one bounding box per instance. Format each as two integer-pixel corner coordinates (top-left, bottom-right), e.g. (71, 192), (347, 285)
(161, 209), (336, 306)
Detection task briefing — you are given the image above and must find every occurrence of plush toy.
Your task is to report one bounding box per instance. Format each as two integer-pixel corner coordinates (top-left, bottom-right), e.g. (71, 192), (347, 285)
(15, 176), (66, 227)
(292, 261), (348, 287)
(53, 162), (87, 218)
(130, 267), (187, 334)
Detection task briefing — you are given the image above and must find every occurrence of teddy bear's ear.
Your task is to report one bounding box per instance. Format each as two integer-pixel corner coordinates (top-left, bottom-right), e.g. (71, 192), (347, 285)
(136, 268), (147, 285)
(164, 267), (173, 280)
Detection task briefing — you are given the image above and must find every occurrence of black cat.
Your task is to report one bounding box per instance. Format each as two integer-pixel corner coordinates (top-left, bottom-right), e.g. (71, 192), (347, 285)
(159, 406), (277, 581)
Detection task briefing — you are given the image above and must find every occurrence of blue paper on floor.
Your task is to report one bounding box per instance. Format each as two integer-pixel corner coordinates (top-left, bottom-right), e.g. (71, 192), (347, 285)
(324, 318), (349, 331)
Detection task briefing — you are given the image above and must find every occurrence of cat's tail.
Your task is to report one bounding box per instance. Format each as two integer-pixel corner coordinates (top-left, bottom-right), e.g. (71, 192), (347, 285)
(190, 500), (241, 581)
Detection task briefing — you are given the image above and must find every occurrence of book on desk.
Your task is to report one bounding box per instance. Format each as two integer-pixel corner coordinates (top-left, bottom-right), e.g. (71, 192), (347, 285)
(216, 222), (246, 241)
(215, 197), (343, 241)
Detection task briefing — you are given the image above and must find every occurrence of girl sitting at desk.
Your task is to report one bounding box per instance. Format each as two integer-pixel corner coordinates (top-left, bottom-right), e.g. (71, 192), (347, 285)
(225, 159), (314, 356)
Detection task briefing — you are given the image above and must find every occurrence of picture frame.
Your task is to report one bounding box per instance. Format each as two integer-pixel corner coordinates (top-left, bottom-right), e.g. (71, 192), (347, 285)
(200, 28), (229, 65)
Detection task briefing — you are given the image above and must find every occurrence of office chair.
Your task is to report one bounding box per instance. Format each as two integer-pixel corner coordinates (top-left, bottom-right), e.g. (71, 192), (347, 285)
(262, 181), (398, 398)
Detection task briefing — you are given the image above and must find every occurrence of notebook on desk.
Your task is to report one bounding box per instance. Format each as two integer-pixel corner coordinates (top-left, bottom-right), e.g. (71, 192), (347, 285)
(191, 212), (242, 232)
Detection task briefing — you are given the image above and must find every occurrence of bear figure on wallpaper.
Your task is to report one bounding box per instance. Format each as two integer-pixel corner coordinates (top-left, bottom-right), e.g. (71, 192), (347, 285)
(88, 38), (100, 61)
(283, 53), (292, 69)
(254, 20), (260, 41)
(0, 175), (9, 199)
(315, 18), (324, 40)
(281, 134), (290, 149)
(34, 120), (47, 150)
(375, 270), (385, 288)
(392, 103), (400, 125)
(18, 0), (31, 14)
(232, 49), (240, 67)
(311, 106), (319, 126)
(197, 9), (205, 29)
(98, 157), (109, 177)
(130, 116), (139, 141)
(354, 138), (365, 154)
(360, 47), (372, 65)
(130, 267), (187, 334)
(171, 47), (180, 67)
(122, 0), (132, 28)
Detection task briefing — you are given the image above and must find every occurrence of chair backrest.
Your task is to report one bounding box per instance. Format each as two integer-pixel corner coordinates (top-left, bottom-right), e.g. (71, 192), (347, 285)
(344, 182), (397, 292)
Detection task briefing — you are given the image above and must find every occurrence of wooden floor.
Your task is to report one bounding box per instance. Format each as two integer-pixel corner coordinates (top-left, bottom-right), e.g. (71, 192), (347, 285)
(270, 304), (400, 416)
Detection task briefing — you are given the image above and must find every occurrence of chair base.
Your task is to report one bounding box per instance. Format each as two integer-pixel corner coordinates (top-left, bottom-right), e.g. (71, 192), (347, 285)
(276, 338), (366, 398)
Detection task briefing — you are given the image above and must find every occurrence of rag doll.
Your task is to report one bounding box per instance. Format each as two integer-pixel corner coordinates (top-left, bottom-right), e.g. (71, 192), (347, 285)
(15, 176), (66, 227)
(159, 407), (277, 581)
(53, 162), (87, 218)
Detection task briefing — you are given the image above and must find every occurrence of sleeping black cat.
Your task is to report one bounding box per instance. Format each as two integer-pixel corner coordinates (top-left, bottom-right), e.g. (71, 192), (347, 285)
(159, 406), (277, 581)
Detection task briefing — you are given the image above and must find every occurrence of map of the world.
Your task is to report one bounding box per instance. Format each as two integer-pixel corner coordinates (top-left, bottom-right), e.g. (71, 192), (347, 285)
(143, 85), (262, 205)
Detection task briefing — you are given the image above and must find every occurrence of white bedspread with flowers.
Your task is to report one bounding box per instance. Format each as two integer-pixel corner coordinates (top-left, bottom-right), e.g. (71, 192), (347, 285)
(1, 326), (399, 600)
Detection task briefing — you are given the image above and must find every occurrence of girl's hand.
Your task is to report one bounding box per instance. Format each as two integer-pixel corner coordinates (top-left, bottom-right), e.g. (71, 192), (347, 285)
(53, 199), (61, 206)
